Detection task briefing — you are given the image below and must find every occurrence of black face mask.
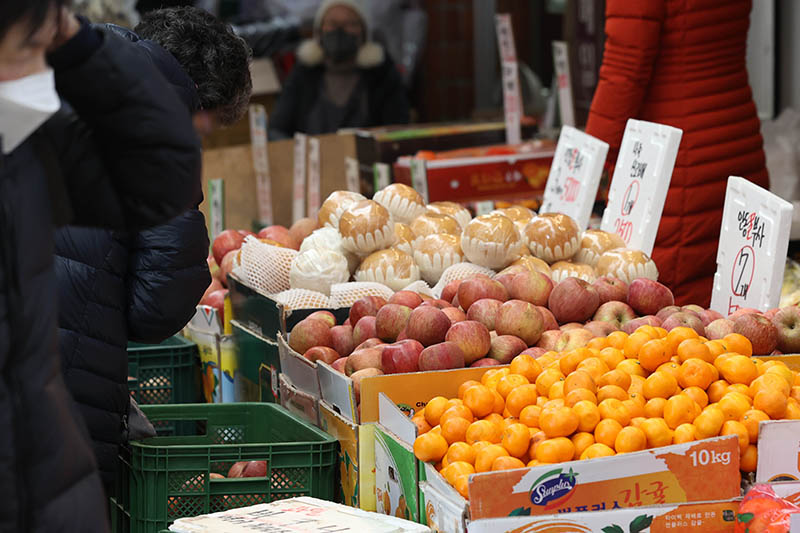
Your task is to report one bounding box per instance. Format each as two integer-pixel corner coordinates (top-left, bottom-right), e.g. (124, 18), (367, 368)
(320, 28), (360, 64)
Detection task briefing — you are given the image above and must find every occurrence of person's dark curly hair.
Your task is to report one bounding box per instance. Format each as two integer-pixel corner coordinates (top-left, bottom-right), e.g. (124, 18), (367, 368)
(136, 7), (252, 126)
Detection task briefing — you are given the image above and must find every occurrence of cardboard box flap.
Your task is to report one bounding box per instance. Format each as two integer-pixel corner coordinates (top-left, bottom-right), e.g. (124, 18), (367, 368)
(378, 393), (417, 447)
(318, 362), (358, 423)
(189, 306), (223, 336)
(419, 482), (468, 533)
(277, 333), (321, 397)
(756, 419), (800, 483)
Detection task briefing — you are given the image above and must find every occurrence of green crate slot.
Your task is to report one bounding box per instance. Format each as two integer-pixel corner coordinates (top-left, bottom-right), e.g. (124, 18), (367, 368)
(112, 403), (338, 533)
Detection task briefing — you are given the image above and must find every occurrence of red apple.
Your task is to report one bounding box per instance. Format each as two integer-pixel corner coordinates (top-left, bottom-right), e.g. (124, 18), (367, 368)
(466, 299), (502, 331)
(682, 304), (704, 314)
(560, 322), (584, 331)
(488, 335), (527, 364)
(520, 347), (547, 358)
(764, 308), (781, 320)
(728, 307), (762, 320)
(389, 291), (423, 309)
(354, 338), (385, 352)
(734, 313), (778, 355)
(349, 296), (387, 326)
(306, 310), (336, 328)
(661, 312), (705, 335)
(627, 278), (674, 316)
(330, 325), (355, 357)
(406, 306), (451, 346)
(419, 299), (453, 310)
(494, 273), (516, 296)
(331, 357), (348, 373)
(441, 280), (462, 304)
(289, 217), (317, 246)
(212, 229), (245, 265)
(209, 473), (226, 480)
(345, 348), (383, 376)
(592, 276), (628, 305)
(201, 277), (224, 305)
(418, 342), (466, 371)
(352, 368), (384, 403)
(227, 461), (247, 478)
(242, 461), (268, 478)
(344, 318), (351, 327)
(535, 306), (559, 331)
(257, 225), (298, 249)
(208, 254), (221, 282)
(289, 318), (332, 354)
(219, 249), (239, 287)
(655, 306), (682, 323)
(508, 270), (553, 306)
(470, 358), (501, 367)
(705, 318), (735, 340)
(353, 316), (378, 347)
(375, 304), (413, 342)
(442, 307), (467, 324)
(303, 346), (340, 364)
(201, 288), (227, 324)
(445, 320), (491, 365)
(381, 340), (424, 374)
(593, 301), (636, 329)
(548, 277), (600, 324)
(554, 328), (595, 351)
(772, 306), (800, 353)
(495, 300), (544, 346)
(457, 278), (508, 312)
(622, 315), (662, 334)
(536, 330), (563, 351)
(584, 320), (618, 337)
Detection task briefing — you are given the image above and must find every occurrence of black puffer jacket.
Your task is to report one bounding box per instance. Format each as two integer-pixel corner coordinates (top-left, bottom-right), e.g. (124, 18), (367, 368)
(0, 23), (201, 533)
(55, 26), (210, 492)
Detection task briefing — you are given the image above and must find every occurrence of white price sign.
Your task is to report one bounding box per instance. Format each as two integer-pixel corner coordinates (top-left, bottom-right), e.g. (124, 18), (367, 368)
(552, 41), (575, 127)
(373, 162), (390, 192)
(710, 177), (792, 315)
(540, 126), (608, 229)
(409, 158), (429, 203)
(475, 201), (495, 216)
(495, 14), (521, 145)
(344, 156), (360, 193)
(600, 119), (682, 254)
(292, 133), (307, 223)
(209, 178), (224, 241)
(248, 105), (273, 226)
(307, 137), (321, 218)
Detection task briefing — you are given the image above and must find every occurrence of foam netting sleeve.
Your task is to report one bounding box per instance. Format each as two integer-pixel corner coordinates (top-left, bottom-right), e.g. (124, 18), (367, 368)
(329, 281), (395, 308)
(402, 280), (434, 297)
(240, 236), (298, 295)
(272, 289), (331, 310)
(432, 262), (496, 298)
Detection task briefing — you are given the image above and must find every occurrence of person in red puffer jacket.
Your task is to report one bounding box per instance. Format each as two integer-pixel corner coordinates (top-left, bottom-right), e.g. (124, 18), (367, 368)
(585, 0), (769, 307)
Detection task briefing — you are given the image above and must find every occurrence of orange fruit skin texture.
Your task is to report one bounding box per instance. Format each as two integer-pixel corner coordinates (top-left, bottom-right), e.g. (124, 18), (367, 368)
(412, 326), (797, 497)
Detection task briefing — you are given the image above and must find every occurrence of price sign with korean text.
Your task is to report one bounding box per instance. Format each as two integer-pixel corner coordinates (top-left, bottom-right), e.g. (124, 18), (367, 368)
(600, 119), (682, 254)
(552, 41), (576, 127)
(710, 176), (792, 314)
(540, 125), (608, 229)
(248, 105), (273, 226)
(209, 178), (224, 241)
(344, 156), (360, 193)
(307, 137), (321, 218)
(373, 162), (390, 192)
(292, 133), (307, 223)
(495, 14), (521, 145)
(410, 158), (429, 203)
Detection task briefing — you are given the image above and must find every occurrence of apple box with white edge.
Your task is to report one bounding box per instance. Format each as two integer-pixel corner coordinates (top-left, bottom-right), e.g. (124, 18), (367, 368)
(185, 304), (236, 403)
(600, 119), (682, 254)
(539, 126), (608, 230)
(230, 320), (280, 403)
(375, 393), (424, 524)
(278, 373), (319, 427)
(318, 399), (378, 511)
(710, 176), (793, 315)
(277, 332), (322, 399)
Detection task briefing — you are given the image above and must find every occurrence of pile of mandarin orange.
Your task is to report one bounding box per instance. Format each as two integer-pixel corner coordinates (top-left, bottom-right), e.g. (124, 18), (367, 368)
(411, 326), (800, 499)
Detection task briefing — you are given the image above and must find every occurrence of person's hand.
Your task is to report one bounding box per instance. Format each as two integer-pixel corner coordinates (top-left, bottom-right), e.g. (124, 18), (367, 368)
(48, 7), (81, 52)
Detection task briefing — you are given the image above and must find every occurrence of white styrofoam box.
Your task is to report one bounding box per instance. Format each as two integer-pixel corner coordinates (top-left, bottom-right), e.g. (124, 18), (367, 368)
(540, 125), (609, 229)
(600, 119), (682, 254)
(710, 176), (793, 315)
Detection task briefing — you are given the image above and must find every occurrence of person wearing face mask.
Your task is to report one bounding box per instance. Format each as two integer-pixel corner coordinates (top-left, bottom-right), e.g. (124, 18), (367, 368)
(0, 1), (201, 531)
(54, 5), (252, 497)
(268, 0), (410, 140)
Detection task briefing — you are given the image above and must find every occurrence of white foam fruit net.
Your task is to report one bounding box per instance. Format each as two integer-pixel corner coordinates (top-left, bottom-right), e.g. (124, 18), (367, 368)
(432, 262), (496, 298)
(329, 281), (395, 308)
(402, 280), (434, 297)
(272, 289), (331, 310)
(240, 236), (297, 295)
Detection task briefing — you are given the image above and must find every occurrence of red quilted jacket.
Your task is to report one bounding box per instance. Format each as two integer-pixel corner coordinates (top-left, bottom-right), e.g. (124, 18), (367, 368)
(586, 0), (768, 307)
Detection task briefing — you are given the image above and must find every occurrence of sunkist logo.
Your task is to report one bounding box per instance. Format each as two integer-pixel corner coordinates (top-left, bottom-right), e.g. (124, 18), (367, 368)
(528, 467), (578, 509)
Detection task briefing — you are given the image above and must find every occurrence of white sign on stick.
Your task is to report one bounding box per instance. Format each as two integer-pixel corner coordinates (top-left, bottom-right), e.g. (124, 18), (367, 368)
(373, 162), (390, 192)
(344, 156), (360, 193)
(552, 41), (575, 127)
(600, 119), (682, 254)
(495, 14), (521, 145)
(710, 177), (792, 315)
(292, 133), (307, 223)
(209, 178), (224, 241)
(409, 158), (429, 203)
(540, 126), (609, 229)
(248, 105), (273, 226)
(307, 137), (321, 218)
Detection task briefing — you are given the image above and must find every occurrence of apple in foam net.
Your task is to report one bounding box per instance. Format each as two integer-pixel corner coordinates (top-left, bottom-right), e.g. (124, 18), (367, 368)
(349, 296), (387, 328)
(418, 342), (466, 371)
(388, 291), (423, 309)
(381, 340), (424, 374)
(303, 346), (339, 365)
(445, 320), (492, 365)
(495, 300), (544, 346)
(457, 277), (508, 311)
(593, 301), (636, 330)
(488, 335), (527, 364)
(705, 318), (735, 340)
(330, 325), (355, 357)
(621, 315), (662, 334)
(536, 330), (563, 351)
(375, 304), (412, 342)
(257, 225), (299, 249)
(212, 229), (245, 265)
(535, 306), (559, 331)
(735, 313), (779, 355)
(661, 312), (705, 335)
(627, 278), (675, 316)
(772, 306), (800, 353)
(466, 299), (502, 331)
(508, 270), (554, 306)
(289, 318), (332, 354)
(592, 276), (628, 305)
(353, 316), (378, 347)
(406, 306), (452, 346)
(548, 277), (600, 324)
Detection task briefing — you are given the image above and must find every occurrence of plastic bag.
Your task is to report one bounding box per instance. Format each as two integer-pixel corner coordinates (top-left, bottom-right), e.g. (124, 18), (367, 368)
(735, 484), (800, 533)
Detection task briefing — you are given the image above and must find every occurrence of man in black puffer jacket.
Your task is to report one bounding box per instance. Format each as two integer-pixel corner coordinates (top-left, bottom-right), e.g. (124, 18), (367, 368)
(54, 7), (252, 495)
(0, 3), (201, 531)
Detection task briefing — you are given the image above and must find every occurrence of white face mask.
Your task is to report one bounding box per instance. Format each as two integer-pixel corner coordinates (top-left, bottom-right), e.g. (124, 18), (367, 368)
(0, 68), (60, 154)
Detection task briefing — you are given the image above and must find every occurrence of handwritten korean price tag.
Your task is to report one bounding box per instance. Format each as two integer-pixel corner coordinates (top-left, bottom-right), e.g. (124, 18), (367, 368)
(248, 104), (273, 226)
(208, 178), (224, 241)
(540, 125), (608, 229)
(495, 14), (521, 145)
(600, 119), (682, 255)
(292, 133), (307, 223)
(306, 137), (321, 218)
(710, 176), (792, 314)
(552, 41), (575, 127)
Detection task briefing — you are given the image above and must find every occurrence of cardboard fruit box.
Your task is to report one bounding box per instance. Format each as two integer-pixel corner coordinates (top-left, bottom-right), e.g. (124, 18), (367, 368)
(185, 305), (236, 403)
(230, 319), (280, 403)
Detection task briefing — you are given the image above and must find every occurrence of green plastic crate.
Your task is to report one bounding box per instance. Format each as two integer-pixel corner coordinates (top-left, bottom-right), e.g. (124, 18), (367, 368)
(110, 403), (338, 533)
